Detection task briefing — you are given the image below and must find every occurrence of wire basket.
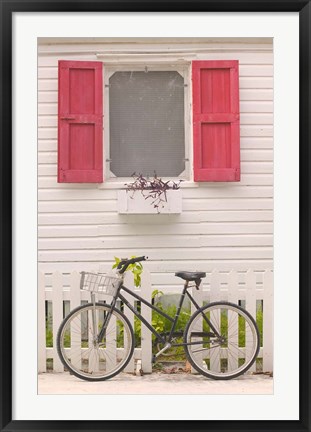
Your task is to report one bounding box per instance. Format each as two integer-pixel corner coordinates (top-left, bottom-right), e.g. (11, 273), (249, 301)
(80, 271), (121, 296)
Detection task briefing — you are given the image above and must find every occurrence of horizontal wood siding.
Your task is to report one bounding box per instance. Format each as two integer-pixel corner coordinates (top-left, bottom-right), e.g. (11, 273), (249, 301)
(38, 38), (273, 282)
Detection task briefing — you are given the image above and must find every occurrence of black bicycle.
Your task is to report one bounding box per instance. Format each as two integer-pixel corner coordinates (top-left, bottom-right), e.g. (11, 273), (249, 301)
(57, 256), (260, 381)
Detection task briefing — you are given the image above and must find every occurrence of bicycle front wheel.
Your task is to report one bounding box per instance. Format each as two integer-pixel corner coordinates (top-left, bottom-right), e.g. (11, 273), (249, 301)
(57, 303), (134, 381)
(184, 302), (260, 380)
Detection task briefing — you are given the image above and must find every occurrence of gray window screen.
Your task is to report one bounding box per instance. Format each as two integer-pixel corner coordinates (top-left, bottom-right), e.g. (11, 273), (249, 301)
(109, 71), (185, 177)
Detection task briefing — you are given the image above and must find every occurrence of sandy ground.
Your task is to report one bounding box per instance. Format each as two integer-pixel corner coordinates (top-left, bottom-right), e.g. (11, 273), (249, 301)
(38, 371), (273, 395)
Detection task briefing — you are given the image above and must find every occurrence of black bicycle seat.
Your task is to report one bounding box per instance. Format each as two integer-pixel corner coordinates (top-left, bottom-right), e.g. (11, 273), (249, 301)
(175, 271), (206, 282)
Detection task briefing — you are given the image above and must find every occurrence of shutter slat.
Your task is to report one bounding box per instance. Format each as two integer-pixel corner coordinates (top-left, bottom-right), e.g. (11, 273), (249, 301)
(193, 60), (240, 182)
(58, 61), (103, 183)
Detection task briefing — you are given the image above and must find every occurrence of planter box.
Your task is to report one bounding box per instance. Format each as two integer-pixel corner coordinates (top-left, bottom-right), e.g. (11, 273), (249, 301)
(117, 189), (182, 214)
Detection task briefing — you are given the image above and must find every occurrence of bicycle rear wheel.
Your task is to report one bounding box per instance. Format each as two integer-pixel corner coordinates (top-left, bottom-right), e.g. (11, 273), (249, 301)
(57, 303), (134, 381)
(184, 302), (260, 379)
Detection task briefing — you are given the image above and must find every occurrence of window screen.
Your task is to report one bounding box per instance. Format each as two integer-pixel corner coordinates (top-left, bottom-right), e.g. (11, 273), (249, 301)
(109, 71), (185, 177)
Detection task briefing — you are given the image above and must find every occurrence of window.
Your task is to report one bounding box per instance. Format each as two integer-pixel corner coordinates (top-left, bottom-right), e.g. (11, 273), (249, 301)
(58, 60), (240, 183)
(108, 70), (185, 178)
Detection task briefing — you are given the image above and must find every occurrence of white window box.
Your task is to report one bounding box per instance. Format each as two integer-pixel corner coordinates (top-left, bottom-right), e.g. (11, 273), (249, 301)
(117, 189), (182, 214)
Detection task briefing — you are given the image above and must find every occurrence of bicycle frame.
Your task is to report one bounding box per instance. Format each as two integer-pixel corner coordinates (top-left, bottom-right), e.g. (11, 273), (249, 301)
(97, 280), (222, 349)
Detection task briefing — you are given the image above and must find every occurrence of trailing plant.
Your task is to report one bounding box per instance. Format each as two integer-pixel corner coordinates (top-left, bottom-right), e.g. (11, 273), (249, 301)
(125, 172), (182, 213)
(112, 256), (143, 288)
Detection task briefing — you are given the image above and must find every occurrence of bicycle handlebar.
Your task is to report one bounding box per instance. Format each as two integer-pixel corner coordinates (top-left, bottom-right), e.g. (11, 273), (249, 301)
(117, 256), (148, 274)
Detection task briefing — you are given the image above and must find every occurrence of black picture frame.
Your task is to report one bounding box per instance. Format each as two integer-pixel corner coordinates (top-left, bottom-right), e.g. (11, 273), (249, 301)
(1, 1), (310, 431)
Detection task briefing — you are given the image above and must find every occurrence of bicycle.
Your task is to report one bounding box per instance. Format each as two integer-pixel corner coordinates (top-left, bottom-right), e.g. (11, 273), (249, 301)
(57, 256), (260, 382)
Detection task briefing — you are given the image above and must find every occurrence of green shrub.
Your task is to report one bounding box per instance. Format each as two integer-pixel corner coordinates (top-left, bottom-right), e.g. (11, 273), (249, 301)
(150, 294), (191, 360)
(46, 326), (53, 347)
(257, 306), (263, 346)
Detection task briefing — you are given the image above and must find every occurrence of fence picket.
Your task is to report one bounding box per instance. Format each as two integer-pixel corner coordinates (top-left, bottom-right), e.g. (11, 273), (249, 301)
(69, 270), (82, 372)
(105, 313), (117, 372)
(141, 271), (152, 373)
(123, 272), (135, 373)
(38, 271), (46, 373)
(245, 269), (257, 372)
(52, 272), (64, 372)
(210, 270), (220, 304)
(70, 271), (81, 311)
(227, 270), (239, 372)
(190, 280), (203, 374)
(210, 270), (222, 373)
(263, 270), (273, 372)
(228, 269), (239, 304)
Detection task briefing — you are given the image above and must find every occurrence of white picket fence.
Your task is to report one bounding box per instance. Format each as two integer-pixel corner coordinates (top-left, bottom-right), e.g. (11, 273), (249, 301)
(38, 269), (273, 374)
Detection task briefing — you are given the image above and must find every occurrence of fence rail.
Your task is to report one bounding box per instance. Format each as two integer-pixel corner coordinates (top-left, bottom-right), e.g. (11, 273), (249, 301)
(38, 269), (273, 374)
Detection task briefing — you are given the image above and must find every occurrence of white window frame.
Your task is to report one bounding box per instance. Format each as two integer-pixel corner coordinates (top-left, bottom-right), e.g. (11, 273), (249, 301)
(103, 63), (191, 183)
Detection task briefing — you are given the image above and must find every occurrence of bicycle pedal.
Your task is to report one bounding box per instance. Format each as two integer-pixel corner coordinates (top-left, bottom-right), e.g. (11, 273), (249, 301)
(152, 355), (156, 364)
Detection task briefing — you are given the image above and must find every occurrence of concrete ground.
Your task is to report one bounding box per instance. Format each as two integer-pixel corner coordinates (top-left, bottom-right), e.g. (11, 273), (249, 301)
(38, 372), (273, 395)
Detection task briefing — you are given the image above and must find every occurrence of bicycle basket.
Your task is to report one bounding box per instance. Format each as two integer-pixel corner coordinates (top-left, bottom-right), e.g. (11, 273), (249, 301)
(80, 272), (121, 296)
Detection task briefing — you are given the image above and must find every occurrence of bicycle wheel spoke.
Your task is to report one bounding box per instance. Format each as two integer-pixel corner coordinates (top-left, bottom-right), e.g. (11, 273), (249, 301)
(192, 344), (221, 354)
(212, 351), (220, 369)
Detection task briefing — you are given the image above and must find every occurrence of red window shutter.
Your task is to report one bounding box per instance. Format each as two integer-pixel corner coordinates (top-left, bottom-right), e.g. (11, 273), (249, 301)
(192, 60), (240, 182)
(58, 60), (103, 183)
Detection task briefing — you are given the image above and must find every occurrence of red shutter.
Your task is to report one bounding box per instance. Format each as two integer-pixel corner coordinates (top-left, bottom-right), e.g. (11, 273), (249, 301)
(58, 60), (103, 183)
(192, 60), (240, 182)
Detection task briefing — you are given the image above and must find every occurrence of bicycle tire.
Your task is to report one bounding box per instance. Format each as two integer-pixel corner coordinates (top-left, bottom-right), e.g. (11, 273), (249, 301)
(57, 303), (134, 381)
(184, 302), (260, 380)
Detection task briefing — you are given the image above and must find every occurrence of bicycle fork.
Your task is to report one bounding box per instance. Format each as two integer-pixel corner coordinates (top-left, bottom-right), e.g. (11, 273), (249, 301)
(90, 292), (113, 345)
(90, 293), (98, 346)
(95, 295), (119, 344)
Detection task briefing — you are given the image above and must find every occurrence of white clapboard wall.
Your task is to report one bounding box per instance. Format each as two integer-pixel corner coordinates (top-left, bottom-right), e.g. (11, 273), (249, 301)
(38, 269), (273, 375)
(38, 38), (273, 284)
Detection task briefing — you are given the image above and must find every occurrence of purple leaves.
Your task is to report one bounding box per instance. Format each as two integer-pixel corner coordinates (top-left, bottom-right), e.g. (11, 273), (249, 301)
(125, 172), (182, 213)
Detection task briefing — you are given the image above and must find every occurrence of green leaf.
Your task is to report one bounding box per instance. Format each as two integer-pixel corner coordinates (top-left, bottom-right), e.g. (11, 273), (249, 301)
(132, 268), (141, 274)
(111, 255), (144, 287)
